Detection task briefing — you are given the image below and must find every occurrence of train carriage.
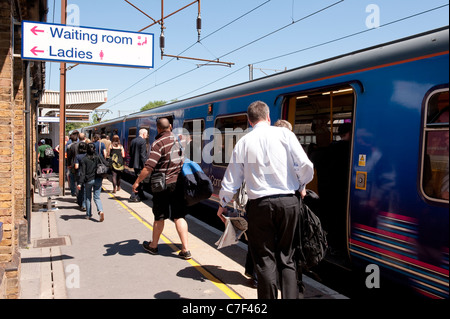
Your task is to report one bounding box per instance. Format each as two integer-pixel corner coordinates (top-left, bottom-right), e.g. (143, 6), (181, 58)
(81, 27), (449, 298)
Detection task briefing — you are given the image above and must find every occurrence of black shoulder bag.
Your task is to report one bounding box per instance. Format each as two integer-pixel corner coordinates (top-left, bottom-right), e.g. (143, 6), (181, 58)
(150, 170), (167, 193)
(95, 155), (109, 178)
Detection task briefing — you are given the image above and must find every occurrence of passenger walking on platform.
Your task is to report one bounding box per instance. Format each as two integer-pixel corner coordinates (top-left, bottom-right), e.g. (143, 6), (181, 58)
(132, 118), (191, 260)
(216, 101), (314, 299)
(129, 128), (148, 202)
(37, 139), (53, 171)
(244, 118), (294, 287)
(93, 133), (106, 158)
(77, 143), (109, 221)
(65, 130), (79, 150)
(274, 119), (293, 131)
(74, 142), (88, 211)
(66, 134), (79, 196)
(78, 132), (86, 143)
(109, 135), (125, 193)
(273, 118), (309, 295)
(101, 133), (112, 159)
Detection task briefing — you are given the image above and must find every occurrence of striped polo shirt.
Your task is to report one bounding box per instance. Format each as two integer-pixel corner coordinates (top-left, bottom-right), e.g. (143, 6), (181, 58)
(144, 131), (184, 185)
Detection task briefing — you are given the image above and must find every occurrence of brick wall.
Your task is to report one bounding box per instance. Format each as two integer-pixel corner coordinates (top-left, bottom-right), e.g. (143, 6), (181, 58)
(0, 0), (45, 299)
(0, 0), (21, 299)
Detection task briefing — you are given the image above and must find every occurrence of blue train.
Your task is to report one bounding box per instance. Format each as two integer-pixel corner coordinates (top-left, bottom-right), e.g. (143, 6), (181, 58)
(81, 27), (449, 298)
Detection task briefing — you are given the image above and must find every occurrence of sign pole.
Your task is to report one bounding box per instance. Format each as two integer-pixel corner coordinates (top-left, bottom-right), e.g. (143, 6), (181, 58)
(59, 0), (67, 195)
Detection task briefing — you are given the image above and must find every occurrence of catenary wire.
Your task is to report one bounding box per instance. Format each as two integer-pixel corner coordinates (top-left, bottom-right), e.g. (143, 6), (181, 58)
(174, 3), (449, 100)
(107, 0), (272, 105)
(111, 3), (448, 109)
(110, 0), (343, 108)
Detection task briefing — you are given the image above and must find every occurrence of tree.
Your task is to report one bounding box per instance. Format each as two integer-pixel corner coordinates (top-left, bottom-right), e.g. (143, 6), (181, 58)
(65, 113), (100, 135)
(141, 100), (167, 111)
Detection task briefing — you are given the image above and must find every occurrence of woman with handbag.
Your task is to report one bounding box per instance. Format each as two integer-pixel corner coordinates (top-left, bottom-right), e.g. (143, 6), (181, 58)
(109, 135), (125, 193)
(77, 143), (109, 221)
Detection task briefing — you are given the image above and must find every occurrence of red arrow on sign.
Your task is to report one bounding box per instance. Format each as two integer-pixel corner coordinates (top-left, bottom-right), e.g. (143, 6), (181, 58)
(30, 46), (44, 56)
(31, 26), (44, 35)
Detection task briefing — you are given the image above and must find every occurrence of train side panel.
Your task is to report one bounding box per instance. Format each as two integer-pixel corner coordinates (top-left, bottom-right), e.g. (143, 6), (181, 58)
(349, 53), (449, 298)
(77, 28), (449, 298)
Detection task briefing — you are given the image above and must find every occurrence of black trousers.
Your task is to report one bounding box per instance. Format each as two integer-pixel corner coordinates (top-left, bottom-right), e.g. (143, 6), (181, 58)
(247, 194), (299, 299)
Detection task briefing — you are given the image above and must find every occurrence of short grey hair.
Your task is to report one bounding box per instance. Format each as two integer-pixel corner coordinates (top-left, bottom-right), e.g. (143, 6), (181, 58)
(139, 128), (148, 137)
(274, 119), (292, 131)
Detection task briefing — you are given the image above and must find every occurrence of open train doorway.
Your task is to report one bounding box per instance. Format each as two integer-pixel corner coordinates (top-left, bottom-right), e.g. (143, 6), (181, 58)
(282, 85), (355, 266)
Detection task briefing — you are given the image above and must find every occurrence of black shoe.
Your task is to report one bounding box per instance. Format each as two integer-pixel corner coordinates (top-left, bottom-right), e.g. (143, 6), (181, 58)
(178, 250), (192, 260)
(129, 197), (140, 202)
(142, 241), (158, 255)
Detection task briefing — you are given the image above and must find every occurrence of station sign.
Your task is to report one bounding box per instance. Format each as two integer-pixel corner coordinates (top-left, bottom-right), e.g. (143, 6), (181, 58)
(22, 21), (154, 68)
(38, 116), (60, 123)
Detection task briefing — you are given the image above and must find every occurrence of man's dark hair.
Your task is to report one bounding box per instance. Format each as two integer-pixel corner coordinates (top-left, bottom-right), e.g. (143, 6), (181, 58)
(77, 142), (88, 154)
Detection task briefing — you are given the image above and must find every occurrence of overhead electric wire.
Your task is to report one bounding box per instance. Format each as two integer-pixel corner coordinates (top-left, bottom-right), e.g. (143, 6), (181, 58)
(107, 0), (272, 106)
(110, 0), (342, 108)
(175, 3), (449, 100)
(217, 0), (344, 60)
(253, 3), (450, 66)
(112, 3), (448, 109)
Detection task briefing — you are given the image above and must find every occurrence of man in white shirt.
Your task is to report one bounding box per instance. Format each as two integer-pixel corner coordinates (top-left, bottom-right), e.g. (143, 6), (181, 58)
(216, 101), (314, 299)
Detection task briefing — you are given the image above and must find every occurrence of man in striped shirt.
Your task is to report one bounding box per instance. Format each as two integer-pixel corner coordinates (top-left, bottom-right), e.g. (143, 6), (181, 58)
(132, 118), (191, 260)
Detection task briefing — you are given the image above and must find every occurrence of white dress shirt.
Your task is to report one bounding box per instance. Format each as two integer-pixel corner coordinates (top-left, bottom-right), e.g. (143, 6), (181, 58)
(219, 121), (314, 207)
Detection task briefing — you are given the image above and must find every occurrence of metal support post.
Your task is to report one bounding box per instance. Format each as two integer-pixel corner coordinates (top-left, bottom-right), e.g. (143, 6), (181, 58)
(59, 0), (67, 195)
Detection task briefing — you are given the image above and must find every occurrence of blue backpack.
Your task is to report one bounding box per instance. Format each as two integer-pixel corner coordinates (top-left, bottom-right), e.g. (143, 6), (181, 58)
(180, 158), (213, 206)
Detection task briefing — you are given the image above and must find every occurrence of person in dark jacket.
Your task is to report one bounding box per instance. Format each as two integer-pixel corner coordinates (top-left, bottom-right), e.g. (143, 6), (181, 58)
(77, 143), (108, 221)
(66, 134), (79, 196)
(74, 142), (88, 211)
(129, 128), (148, 202)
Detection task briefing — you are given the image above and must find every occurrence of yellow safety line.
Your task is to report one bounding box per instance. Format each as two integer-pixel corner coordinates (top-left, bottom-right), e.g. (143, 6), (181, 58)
(105, 189), (242, 299)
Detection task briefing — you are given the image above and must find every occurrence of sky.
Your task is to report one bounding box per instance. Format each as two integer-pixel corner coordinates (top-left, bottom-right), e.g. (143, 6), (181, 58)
(43, 0), (449, 121)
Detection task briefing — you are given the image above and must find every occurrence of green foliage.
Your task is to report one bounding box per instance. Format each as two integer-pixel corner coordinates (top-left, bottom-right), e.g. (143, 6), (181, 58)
(141, 100), (167, 111)
(65, 114), (100, 135)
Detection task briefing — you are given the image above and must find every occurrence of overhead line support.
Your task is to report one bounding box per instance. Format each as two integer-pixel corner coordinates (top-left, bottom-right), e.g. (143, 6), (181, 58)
(163, 54), (234, 67)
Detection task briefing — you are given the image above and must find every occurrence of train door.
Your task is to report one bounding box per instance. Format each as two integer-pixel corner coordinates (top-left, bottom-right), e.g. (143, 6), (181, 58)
(283, 85), (355, 265)
(182, 119), (205, 164)
(127, 127), (137, 154)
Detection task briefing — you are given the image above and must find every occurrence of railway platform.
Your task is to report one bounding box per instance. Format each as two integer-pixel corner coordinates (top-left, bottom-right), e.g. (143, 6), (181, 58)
(19, 176), (347, 301)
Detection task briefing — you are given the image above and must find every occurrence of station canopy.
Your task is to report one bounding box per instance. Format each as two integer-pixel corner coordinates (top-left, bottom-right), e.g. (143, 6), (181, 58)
(39, 89), (108, 123)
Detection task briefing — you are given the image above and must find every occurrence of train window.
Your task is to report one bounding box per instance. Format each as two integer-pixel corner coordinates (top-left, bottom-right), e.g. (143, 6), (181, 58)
(213, 114), (248, 167)
(284, 86), (354, 150)
(183, 119), (205, 163)
(421, 89), (449, 202)
(128, 127), (137, 153)
(86, 130), (91, 140)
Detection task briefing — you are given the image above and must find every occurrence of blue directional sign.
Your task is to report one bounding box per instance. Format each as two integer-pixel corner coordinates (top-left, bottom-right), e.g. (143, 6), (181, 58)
(22, 21), (154, 68)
